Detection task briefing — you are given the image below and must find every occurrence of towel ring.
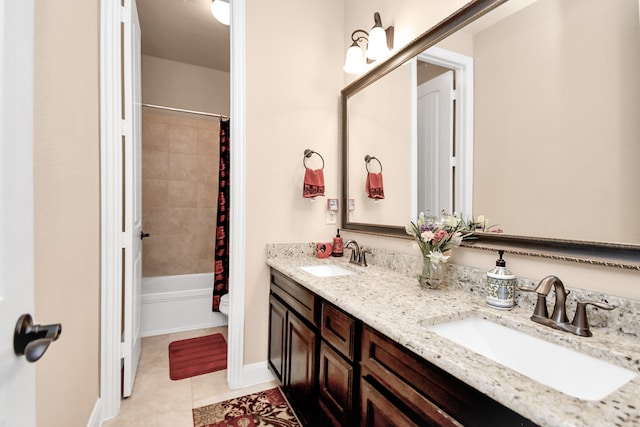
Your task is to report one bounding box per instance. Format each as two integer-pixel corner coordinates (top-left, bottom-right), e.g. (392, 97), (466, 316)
(303, 149), (325, 169)
(364, 155), (383, 173)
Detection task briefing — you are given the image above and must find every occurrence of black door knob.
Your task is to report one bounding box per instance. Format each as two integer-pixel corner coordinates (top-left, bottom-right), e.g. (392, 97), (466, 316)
(140, 231), (150, 240)
(14, 314), (62, 363)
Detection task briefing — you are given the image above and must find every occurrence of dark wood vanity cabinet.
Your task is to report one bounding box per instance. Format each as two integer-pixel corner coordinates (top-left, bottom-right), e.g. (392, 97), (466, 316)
(268, 269), (536, 427)
(268, 270), (320, 426)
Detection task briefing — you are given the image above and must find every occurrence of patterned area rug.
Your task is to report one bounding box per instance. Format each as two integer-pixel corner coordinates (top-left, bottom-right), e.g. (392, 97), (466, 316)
(193, 387), (300, 427)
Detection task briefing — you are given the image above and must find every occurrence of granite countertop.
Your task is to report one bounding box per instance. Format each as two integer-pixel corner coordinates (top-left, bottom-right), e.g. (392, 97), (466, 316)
(266, 254), (640, 427)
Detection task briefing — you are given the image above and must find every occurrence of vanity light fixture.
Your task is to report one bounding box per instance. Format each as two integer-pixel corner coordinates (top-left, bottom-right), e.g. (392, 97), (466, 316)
(210, 0), (230, 26)
(343, 12), (394, 74)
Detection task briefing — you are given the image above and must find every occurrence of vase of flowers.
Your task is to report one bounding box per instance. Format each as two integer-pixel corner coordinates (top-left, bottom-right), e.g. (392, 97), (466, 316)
(407, 211), (476, 289)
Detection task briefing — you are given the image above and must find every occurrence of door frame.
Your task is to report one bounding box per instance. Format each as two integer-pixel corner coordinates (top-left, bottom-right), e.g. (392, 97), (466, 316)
(416, 47), (474, 218)
(99, 0), (249, 419)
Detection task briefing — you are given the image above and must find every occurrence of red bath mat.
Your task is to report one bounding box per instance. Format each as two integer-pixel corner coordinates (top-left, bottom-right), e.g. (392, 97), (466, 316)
(168, 333), (227, 380)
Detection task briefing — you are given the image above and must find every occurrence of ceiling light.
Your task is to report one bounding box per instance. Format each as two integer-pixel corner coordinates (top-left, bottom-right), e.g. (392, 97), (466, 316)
(211, 0), (230, 26)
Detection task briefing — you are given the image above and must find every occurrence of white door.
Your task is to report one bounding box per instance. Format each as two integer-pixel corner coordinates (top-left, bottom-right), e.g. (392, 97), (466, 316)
(417, 70), (455, 215)
(122, 0), (143, 398)
(0, 1), (36, 425)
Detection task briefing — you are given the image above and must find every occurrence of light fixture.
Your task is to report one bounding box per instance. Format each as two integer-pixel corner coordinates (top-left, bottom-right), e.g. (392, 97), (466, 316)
(343, 12), (394, 74)
(210, 0), (230, 26)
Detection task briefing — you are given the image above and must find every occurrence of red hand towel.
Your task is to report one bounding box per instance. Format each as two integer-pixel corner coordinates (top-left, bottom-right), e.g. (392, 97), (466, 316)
(303, 168), (325, 198)
(366, 172), (385, 199)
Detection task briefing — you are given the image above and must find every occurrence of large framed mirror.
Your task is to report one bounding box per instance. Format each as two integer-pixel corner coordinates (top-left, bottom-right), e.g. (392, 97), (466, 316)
(341, 0), (640, 268)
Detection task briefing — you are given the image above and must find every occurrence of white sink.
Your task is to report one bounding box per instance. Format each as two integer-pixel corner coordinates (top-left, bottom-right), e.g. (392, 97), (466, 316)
(298, 264), (354, 278)
(426, 317), (636, 401)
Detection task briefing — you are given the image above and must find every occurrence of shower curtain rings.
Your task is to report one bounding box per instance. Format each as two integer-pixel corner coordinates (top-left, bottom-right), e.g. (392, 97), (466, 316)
(303, 149), (325, 169)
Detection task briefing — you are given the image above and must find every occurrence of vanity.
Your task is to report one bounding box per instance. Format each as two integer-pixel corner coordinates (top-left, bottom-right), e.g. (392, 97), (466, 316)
(266, 245), (640, 426)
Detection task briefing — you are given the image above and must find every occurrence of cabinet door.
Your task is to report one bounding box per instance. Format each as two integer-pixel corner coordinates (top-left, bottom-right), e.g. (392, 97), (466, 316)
(268, 295), (287, 384)
(360, 378), (421, 427)
(286, 312), (318, 425)
(319, 342), (355, 427)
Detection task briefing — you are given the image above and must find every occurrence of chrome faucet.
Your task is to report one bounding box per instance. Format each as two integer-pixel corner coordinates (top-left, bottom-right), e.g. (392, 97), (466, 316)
(519, 275), (614, 337)
(344, 240), (369, 267)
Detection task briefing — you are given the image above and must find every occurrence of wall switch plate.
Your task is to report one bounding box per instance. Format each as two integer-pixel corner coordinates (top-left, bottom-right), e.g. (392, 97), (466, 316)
(326, 211), (337, 224)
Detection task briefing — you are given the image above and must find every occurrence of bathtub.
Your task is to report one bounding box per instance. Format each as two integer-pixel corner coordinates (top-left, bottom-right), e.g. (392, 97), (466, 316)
(141, 273), (227, 337)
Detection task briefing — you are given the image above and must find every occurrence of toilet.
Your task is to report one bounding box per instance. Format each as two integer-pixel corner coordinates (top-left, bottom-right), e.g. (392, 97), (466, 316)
(219, 293), (229, 316)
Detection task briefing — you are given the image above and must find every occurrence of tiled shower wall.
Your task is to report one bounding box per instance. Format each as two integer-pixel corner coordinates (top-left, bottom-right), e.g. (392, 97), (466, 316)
(141, 110), (220, 277)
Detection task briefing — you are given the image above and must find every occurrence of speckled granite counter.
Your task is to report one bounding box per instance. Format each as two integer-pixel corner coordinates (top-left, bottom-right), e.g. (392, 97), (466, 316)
(266, 244), (640, 427)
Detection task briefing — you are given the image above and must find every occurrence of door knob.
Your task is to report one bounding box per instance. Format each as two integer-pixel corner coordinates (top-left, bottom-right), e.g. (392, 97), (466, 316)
(140, 231), (150, 240)
(14, 314), (62, 363)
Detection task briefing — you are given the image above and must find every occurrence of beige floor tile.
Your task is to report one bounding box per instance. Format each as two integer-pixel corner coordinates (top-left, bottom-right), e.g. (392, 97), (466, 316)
(106, 326), (279, 426)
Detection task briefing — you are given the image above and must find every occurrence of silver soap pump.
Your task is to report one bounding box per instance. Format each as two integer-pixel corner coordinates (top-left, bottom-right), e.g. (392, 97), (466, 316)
(486, 250), (516, 310)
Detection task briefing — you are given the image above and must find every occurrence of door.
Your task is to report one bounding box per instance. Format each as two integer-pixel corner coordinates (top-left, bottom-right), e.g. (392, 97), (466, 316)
(0, 0), (36, 425)
(417, 70), (455, 215)
(122, 0), (143, 398)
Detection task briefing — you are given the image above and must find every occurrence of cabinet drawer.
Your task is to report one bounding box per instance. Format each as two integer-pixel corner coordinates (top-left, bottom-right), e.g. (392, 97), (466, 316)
(321, 302), (357, 361)
(361, 326), (536, 427)
(270, 269), (318, 327)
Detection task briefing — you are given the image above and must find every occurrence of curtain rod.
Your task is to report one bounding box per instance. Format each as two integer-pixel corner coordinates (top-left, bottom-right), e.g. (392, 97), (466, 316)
(141, 103), (228, 119)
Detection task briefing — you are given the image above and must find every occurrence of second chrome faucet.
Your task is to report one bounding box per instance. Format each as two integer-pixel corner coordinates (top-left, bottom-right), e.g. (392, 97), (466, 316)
(519, 275), (614, 337)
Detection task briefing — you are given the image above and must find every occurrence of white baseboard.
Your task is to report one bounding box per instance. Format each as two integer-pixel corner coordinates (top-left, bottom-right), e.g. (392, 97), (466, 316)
(86, 398), (103, 427)
(233, 361), (275, 389)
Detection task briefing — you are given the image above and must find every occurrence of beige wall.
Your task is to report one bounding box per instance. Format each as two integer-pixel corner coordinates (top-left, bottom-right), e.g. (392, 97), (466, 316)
(34, 0), (100, 425)
(142, 111), (220, 277)
(142, 55), (230, 115)
(244, 0), (345, 364)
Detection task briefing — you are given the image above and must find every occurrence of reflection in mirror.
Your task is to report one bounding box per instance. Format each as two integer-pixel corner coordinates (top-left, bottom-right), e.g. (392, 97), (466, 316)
(342, 0), (640, 248)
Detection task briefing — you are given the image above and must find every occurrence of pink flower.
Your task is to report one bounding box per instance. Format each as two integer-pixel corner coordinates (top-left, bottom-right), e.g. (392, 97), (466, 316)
(432, 230), (448, 243)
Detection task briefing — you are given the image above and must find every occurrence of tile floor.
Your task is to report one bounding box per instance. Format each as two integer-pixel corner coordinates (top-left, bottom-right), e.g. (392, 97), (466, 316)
(103, 326), (278, 427)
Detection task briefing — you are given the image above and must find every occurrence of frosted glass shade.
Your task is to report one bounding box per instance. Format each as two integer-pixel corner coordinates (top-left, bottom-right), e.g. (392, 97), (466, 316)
(366, 26), (389, 61)
(210, 0), (230, 26)
(343, 45), (366, 74)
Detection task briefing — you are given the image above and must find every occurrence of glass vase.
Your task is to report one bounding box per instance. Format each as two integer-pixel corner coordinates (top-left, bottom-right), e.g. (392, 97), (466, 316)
(418, 257), (446, 289)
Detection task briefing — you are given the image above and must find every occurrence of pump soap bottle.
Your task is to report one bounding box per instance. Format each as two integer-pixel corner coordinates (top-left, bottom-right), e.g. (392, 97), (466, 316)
(486, 250), (516, 310)
(332, 229), (344, 257)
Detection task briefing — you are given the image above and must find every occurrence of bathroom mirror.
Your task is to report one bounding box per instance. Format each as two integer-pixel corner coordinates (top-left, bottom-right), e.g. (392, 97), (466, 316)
(341, 0), (640, 267)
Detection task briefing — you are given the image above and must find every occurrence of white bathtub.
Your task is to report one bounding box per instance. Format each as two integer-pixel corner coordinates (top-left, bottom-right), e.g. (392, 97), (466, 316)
(141, 273), (227, 337)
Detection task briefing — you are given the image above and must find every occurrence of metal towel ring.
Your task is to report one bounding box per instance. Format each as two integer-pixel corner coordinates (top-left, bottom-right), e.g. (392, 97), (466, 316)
(364, 155), (383, 173)
(303, 149), (325, 169)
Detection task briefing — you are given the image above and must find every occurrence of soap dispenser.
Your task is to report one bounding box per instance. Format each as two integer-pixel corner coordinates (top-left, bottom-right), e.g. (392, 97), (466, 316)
(486, 250), (516, 310)
(332, 229), (344, 257)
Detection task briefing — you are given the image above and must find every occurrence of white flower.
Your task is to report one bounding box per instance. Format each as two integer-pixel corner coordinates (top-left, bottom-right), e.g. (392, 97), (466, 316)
(444, 214), (460, 228)
(450, 232), (463, 246)
(428, 250), (450, 264)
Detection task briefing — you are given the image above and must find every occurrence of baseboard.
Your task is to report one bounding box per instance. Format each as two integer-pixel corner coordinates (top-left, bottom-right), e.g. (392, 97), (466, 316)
(235, 361), (275, 388)
(86, 398), (102, 427)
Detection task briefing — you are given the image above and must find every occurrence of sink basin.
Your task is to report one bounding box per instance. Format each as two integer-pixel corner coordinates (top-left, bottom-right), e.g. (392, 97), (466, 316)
(426, 317), (636, 401)
(298, 264), (354, 278)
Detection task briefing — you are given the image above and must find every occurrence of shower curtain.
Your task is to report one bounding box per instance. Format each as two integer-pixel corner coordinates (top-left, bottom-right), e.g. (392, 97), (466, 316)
(212, 118), (230, 312)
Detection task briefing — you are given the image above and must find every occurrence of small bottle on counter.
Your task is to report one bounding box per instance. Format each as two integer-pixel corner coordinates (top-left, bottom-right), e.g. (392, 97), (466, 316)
(332, 229), (343, 257)
(486, 250), (516, 310)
